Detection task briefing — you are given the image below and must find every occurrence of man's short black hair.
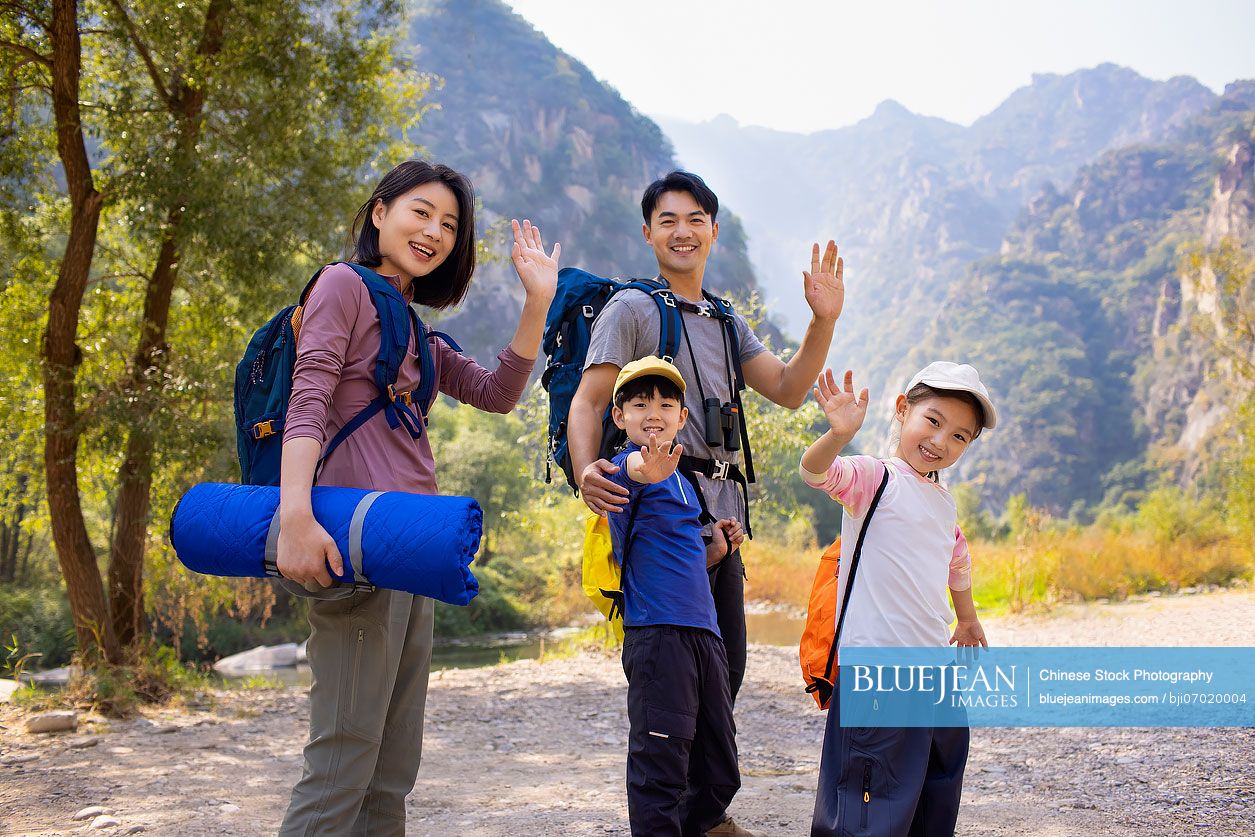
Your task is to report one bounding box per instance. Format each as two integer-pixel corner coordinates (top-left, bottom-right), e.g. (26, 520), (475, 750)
(641, 170), (719, 224)
(613, 374), (685, 409)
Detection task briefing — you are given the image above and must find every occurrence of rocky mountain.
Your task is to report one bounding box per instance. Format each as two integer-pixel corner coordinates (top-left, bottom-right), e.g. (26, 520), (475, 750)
(658, 65), (1217, 391)
(406, 0), (766, 359)
(916, 83), (1255, 513)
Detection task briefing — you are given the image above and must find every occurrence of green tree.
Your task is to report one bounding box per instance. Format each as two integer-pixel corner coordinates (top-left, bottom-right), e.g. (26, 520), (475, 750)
(0, 0), (421, 662)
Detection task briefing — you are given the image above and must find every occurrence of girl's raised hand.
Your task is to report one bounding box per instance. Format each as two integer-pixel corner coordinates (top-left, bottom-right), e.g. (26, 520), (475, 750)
(636, 433), (683, 484)
(814, 368), (869, 438)
(511, 219), (560, 303)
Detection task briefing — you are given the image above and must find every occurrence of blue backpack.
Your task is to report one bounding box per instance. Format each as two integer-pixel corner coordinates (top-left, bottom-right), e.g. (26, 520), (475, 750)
(541, 269), (682, 491)
(234, 262), (460, 486)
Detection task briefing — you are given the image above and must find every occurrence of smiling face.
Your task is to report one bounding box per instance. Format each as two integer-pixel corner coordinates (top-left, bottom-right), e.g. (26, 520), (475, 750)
(371, 180), (460, 280)
(894, 393), (981, 476)
(642, 190), (719, 280)
(612, 386), (689, 449)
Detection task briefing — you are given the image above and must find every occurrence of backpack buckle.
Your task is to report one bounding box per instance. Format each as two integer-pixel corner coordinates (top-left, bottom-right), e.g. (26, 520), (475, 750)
(661, 293), (677, 308)
(386, 384), (413, 407)
(711, 460), (730, 480)
(698, 305), (714, 318)
(581, 305), (595, 318)
(661, 355), (675, 364)
(252, 420), (276, 440)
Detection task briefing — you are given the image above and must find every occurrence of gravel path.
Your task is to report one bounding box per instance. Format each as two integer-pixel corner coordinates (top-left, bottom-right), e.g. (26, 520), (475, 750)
(1, 588), (1251, 836)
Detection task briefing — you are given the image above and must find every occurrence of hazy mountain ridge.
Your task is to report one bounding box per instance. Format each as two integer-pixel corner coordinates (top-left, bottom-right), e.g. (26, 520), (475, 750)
(658, 64), (1217, 386)
(916, 83), (1255, 513)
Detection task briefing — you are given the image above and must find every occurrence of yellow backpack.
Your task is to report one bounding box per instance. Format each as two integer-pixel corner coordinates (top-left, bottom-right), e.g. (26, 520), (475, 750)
(580, 492), (647, 642)
(581, 513), (625, 641)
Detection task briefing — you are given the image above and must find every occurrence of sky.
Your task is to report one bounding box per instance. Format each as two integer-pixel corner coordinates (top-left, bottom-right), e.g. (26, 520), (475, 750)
(504, 0), (1255, 133)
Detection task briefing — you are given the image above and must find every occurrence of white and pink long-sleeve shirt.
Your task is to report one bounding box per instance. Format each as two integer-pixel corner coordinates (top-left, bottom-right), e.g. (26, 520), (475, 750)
(801, 455), (972, 649)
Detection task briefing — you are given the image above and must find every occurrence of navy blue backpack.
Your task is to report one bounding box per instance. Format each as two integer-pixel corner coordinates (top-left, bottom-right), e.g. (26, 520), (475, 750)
(541, 268), (683, 491)
(234, 262), (460, 486)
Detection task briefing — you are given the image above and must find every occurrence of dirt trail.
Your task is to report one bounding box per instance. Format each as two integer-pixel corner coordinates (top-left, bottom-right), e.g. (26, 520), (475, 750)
(1, 588), (1252, 836)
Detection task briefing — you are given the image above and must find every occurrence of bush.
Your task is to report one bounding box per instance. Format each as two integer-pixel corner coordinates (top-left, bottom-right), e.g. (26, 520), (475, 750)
(0, 586), (75, 670)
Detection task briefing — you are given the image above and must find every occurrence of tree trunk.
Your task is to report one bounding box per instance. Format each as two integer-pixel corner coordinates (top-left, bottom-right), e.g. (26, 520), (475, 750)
(106, 0), (228, 649)
(108, 224), (178, 647)
(44, 0), (118, 664)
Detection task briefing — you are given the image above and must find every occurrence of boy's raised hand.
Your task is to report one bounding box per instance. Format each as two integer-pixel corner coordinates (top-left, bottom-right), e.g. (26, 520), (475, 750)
(815, 368), (869, 438)
(633, 434), (683, 484)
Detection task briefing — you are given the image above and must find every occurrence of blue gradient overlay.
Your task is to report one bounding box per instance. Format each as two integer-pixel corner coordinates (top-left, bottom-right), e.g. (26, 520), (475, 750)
(837, 647), (1254, 727)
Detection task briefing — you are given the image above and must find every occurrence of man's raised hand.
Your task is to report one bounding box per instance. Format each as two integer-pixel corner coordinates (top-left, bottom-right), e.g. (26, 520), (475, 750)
(803, 240), (844, 323)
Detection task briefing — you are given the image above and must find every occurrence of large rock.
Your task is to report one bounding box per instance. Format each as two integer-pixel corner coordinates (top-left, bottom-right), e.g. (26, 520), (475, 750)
(74, 806), (109, 821)
(213, 643), (299, 674)
(26, 710), (78, 733)
(0, 678), (18, 703)
(20, 665), (78, 687)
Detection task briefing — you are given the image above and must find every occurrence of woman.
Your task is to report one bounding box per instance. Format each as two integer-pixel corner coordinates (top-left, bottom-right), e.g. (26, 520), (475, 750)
(276, 160), (558, 835)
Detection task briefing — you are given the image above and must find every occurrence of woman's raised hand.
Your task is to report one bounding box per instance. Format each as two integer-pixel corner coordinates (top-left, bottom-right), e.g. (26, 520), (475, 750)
(815, 368), (869, 438)
(511, 219), (560, 303)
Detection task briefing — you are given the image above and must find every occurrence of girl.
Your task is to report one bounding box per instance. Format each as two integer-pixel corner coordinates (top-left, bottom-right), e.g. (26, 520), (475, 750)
(275, 160), (559, 835)
(801, 362), (996, 837)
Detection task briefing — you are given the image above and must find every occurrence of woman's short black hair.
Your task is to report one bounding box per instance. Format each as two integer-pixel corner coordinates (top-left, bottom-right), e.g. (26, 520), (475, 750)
(641, 170), (719, 224)
(348, 160), (476, 309)
(614, 374), (685, 409)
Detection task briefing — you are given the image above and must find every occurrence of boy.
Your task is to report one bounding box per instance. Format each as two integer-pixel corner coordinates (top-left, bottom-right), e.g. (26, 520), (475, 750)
(604, 356), (754, 837)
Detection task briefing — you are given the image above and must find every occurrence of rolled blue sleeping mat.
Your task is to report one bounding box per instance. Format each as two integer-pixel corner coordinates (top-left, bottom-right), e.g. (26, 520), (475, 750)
(170, 483), (481, 605)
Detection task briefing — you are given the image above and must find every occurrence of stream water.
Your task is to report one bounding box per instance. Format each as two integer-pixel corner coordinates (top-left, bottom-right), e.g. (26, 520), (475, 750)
(221, 609), (806, 687)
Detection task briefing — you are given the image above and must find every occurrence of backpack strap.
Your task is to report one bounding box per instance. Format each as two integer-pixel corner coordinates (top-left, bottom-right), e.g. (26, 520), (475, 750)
(701, 290), (756, 484)
(311, 263), (461, 475)
(606, 489), (646, 622)
(815, 463), (890, 692)
(620, 277), (683, 363)
(678, 454), (750, 537)
(406, 305), (463, 422)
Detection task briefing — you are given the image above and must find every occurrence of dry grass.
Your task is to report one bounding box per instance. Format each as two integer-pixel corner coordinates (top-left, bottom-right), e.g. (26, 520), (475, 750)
(741, 517), (824, 610)
(739, 522), (1253, 617)
(972, 529), (1254, 613)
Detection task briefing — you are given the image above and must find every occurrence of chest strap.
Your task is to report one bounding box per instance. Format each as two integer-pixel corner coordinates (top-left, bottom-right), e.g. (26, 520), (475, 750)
(679, 454), (752, 538)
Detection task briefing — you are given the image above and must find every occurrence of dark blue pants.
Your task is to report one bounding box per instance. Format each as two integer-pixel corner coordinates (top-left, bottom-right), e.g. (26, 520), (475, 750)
(622, 625), (741, 837)
(709, 549), (746, 702)
(812, 675), (969, 837)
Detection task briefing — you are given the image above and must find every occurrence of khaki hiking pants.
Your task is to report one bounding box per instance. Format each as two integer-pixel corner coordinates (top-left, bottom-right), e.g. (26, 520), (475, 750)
(279, 587), (435, 836)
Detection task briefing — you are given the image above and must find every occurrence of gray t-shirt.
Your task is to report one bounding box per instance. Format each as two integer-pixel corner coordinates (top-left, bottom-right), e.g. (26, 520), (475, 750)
(584, 288), (767, 527)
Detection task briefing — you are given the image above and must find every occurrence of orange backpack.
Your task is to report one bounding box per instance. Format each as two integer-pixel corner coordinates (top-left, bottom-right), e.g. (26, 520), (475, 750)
(799, 536), (842, 708)
(798, 464), (889, 709)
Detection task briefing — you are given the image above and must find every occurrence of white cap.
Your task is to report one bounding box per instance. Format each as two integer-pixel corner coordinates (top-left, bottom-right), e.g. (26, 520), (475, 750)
(906, 362), (997, 430)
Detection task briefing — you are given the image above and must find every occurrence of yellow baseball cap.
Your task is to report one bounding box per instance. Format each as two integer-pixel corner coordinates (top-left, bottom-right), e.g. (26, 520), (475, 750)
(613, 356), (686, 399)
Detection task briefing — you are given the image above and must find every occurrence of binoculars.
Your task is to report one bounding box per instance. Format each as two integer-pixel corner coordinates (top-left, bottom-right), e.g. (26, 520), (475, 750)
(703, 397), (741, 451)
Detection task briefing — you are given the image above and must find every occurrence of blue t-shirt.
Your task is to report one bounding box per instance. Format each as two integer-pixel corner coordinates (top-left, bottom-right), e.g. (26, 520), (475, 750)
(606, 446), (720, 637)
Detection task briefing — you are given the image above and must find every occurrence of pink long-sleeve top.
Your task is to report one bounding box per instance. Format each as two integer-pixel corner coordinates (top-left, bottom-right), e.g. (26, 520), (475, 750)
(283, 262), (534, 494)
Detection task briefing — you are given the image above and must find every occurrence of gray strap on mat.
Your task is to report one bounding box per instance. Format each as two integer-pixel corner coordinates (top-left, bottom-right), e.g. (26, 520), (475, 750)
(347, 491), (384, 587)
(264, 508), (282, 577)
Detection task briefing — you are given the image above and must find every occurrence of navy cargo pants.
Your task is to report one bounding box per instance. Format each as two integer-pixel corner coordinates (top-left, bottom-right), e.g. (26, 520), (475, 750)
(622, 625), (741, 837)
(812, 675), (969, 836)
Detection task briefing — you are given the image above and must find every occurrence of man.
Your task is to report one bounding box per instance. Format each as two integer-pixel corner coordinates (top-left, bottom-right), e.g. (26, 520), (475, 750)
(569, 170), (844, 837)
